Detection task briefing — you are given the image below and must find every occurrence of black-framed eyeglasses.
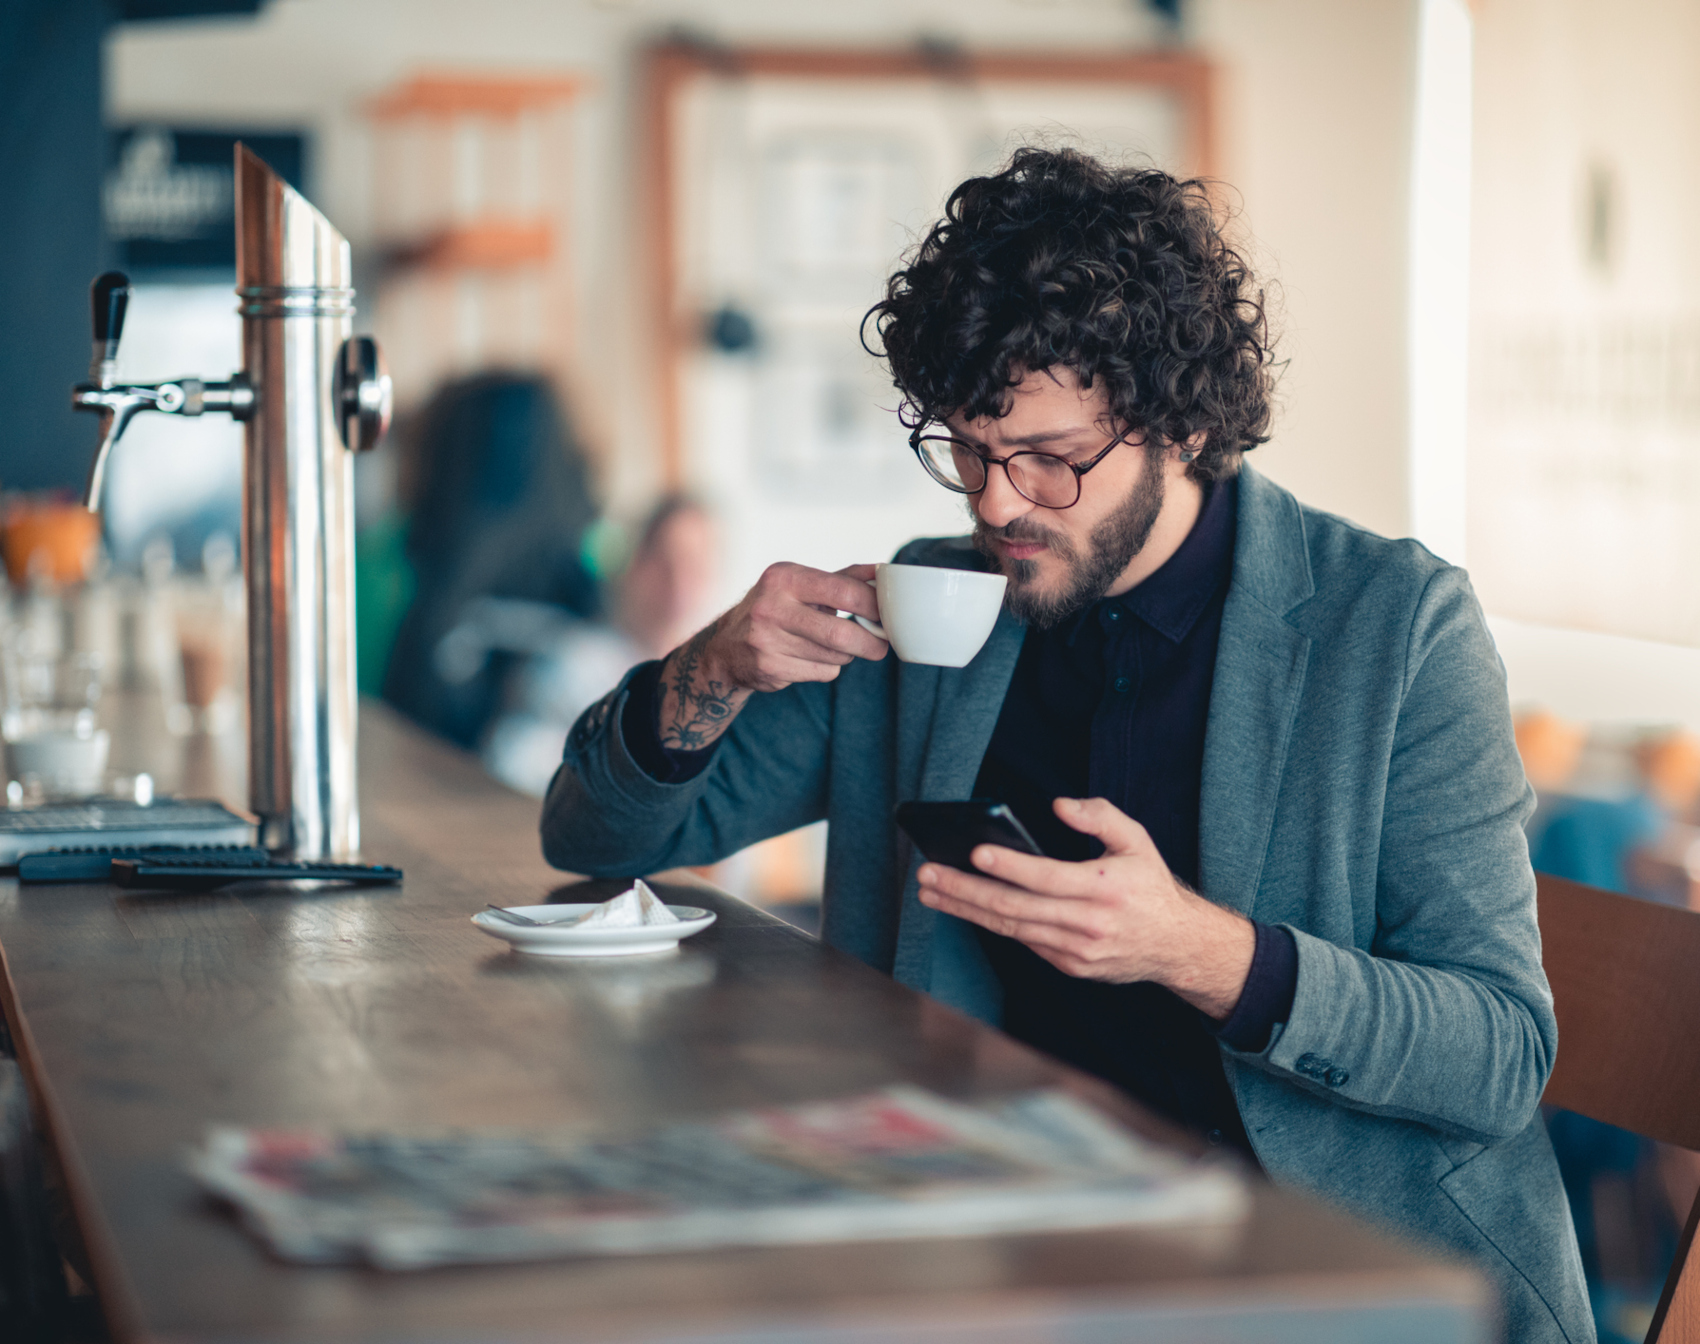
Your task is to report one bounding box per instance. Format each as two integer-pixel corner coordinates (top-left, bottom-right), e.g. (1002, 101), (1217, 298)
(907, 425), (1132, 510)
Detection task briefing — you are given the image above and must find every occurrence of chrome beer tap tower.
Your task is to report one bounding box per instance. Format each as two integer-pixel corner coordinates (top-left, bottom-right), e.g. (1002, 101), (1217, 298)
(73, 146), (392, 858)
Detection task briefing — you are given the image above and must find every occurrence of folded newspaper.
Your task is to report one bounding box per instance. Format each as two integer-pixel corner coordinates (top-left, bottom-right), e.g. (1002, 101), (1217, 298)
(188, 1086), (1247, 1269)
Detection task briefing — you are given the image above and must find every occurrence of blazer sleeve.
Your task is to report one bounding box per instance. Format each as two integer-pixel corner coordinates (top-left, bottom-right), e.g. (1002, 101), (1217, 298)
(1229, 567), (1556, 1146)
(539, 663), (834, 877)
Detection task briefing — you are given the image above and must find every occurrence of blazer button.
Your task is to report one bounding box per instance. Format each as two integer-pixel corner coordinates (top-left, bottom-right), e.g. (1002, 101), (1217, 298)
(1325, 1067), (1350, 1088)
(1296, 1052), (1323, 1076)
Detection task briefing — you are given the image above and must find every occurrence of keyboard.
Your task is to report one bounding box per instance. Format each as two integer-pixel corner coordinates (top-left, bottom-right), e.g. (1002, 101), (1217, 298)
(112, 855), (403, 890)
(0, 798), (255, 863)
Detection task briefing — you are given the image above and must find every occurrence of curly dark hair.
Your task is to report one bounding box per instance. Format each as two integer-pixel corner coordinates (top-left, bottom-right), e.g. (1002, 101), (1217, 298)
(864, 147), (1277, 481)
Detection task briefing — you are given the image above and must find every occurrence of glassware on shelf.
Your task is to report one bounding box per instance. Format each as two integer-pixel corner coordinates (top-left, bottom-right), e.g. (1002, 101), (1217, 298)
(1, 636), (109, 803)
(169, 531), (242, 736)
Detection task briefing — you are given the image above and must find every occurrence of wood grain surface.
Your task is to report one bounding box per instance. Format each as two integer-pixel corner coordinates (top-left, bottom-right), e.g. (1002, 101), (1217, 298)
(1536, 872), (1700, 1151)
(0, 703), (1490, 1343)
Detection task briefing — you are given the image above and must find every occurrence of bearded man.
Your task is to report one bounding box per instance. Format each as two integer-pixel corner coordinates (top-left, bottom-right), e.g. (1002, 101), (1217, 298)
(541, 148), (1591, 1342)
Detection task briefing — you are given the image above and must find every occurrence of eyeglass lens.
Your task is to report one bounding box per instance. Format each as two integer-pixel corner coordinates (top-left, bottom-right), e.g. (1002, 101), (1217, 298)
(915, 437), (1080, 508)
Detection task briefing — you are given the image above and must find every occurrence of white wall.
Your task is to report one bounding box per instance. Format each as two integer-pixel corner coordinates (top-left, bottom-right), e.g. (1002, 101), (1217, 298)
(1467, 0), (1700, 728)
(1193, 0), (1420, 541)
(1406, 0), (1471, 565)
(1469, 0), (1700, 648)
(1488, 616), (1700, 731)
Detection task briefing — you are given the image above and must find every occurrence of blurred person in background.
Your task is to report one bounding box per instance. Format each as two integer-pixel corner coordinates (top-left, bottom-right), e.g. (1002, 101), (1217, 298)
(482, 496), (719, 797)
(381, 371), (601, 749)
(616, 496), (721, 661)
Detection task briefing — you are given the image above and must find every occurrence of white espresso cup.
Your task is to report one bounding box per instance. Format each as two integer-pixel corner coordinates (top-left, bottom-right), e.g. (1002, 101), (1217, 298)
(854, 563), (1008, 667)
(5, 726), (111, 798)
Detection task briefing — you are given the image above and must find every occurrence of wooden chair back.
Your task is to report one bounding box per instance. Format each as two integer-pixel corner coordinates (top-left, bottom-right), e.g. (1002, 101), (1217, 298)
(1537, 872), (1700, 1343)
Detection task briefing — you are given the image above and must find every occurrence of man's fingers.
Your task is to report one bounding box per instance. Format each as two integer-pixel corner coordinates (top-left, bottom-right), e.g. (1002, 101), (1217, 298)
(966, 844), (1100, 898)
(720, 562), (896, 692)
(744, 623), (879, 681)
(785, 604), (890, 661)
(920, 882), (1104, 978)
(917, 863), (1101, 935)
(763, 627), (855, 667)
(781, 565), (882, 622)
(1053, 796), (1153, 857)
(920, 887), (1092, 956)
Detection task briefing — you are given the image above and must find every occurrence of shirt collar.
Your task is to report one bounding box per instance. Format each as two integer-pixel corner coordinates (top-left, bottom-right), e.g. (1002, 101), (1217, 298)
(1084, 474), (1238, 645)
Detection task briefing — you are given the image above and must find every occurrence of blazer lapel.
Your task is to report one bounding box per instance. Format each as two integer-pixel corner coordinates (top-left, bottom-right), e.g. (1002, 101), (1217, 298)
(891, 608), (1026, 996)
(916, 607), (1026, 799)
(1199, 469), (1315, 918)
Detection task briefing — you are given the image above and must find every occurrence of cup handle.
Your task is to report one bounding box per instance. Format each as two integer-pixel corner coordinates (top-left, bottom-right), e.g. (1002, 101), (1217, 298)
(839, 578), (888, 641)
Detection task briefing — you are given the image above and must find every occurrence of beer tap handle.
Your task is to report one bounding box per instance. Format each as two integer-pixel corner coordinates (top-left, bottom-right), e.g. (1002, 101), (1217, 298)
(72, 271), (253, 513)
(78, 271), (143, 510)
(90, 271), (130, 387)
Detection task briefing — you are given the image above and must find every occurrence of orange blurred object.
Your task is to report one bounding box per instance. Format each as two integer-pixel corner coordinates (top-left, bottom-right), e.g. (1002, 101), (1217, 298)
(1514, 710), (1588, 792)
(1639, 731), (1700, 816)
(1, 498), (101, 586)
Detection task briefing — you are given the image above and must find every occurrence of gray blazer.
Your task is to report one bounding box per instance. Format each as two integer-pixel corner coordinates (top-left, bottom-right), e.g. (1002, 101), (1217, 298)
(542, 466), (1592, 1343)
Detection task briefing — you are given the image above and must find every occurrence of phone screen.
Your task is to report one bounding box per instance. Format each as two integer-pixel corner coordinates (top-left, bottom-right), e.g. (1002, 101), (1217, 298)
(894, 800), (1047, 873)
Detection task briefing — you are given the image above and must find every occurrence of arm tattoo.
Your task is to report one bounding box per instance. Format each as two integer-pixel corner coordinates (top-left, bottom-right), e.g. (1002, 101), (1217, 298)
(658, 619), (750, 751)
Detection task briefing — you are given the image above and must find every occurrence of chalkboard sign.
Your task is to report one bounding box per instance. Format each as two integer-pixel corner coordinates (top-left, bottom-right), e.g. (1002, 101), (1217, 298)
(105, 127), (307, 272)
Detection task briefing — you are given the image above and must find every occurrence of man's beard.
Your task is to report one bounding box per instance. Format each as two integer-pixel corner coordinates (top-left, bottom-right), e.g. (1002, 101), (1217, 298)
(972, 445), (1168, 629)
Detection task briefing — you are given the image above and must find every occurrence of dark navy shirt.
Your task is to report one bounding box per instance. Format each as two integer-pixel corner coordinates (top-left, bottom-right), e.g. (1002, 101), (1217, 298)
(620, 475), (1297, 1159)
(971, 476), (1295, 1160)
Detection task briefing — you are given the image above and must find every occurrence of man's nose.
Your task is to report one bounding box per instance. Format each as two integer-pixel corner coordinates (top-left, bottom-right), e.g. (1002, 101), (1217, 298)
(971, 460), (1035, 530)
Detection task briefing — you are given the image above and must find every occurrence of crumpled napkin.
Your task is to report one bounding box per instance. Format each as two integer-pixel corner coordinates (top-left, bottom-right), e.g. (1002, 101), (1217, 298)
(570, 879), (679, 929)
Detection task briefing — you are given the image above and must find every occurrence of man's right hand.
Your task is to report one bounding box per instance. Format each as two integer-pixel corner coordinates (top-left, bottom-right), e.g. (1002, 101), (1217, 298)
(656, 563), (888, 752)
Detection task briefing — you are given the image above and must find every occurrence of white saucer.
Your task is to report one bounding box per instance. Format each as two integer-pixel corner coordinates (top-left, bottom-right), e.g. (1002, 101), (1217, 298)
(472, 904), (715, 957)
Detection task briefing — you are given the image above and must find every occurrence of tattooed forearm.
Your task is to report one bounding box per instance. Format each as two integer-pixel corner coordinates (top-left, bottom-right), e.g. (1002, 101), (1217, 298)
(658, 619), (753, 751)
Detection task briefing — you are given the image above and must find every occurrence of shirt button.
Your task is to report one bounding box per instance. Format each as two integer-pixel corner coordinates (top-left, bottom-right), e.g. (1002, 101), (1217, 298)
(1206, 1128), (1224, 1145)
(1113, 675), (1132, 694)
(1106, 608), (1122, 622)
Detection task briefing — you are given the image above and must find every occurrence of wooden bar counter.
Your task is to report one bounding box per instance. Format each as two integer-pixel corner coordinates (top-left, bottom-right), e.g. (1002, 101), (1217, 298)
(0, 703), (1491, 1342)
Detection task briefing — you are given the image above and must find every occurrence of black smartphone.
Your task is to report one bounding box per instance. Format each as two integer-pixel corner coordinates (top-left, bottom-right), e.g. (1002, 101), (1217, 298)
(894, 800), (1048, 873)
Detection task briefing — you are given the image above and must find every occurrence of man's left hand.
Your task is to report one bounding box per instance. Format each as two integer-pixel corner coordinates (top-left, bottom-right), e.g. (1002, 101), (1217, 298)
(915, 796), (1256, 1020)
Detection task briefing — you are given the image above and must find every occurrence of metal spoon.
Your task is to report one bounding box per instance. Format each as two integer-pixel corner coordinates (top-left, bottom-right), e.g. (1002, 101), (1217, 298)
(483, 903), (545, 927)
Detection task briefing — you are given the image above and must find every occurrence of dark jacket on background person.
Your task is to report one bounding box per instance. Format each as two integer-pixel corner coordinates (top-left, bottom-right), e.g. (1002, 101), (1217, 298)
(541, 466), (1593, 1343)
(384, 372), (601, 748)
